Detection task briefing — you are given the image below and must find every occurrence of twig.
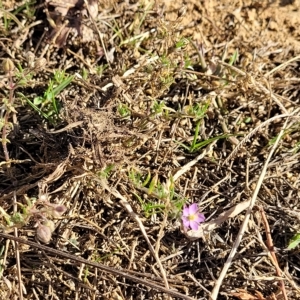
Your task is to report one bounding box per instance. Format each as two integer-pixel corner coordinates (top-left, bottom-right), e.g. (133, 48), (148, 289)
(0, 232), (194, 300)
(13, 191), (23, 299)
(210, 117), (290, 299)
(259, 207), (288, 300)
(47, 121), (83, 134)
(186, 271), (211, 296)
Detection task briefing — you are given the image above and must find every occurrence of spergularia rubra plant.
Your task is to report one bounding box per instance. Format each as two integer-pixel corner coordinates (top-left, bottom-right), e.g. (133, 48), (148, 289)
(181, 203), (205, 231)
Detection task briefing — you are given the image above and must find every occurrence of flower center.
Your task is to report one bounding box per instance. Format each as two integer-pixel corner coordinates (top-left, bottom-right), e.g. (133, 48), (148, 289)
(188, 214), (196, 221)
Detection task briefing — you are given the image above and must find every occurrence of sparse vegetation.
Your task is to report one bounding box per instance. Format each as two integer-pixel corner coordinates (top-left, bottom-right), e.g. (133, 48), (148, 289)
(1, 0), (300, 299)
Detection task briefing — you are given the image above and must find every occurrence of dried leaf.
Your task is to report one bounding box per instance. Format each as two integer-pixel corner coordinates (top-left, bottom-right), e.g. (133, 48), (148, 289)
(2, 277), (12, 292)
(230, 289), (265, 300)
(43, 160), (68, 184)
(36, 223), (52, 244)
(87, 0), (98, 19)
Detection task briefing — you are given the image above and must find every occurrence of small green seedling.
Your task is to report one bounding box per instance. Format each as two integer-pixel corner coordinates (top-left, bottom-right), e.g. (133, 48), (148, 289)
(186, 102), (210, 119)
(20, 70), (74, 123)
(293, 141), (300, 154)
(118, 103), (131, 118)
(175, 37), (190, 50)
(151, 100), (166, 114)
(228, 49), (239, 66)
(181, 129), (229, 153)
(95, 64), (108, 77)
(130, 169), (186, 218)
(97, 164), (115, 179)
(288, 233), (300, 250)
(178, 108), (230, 153)
(15, 63), (33, 86)
(0, 6), (23, 31)
(81, 68), (89, 80)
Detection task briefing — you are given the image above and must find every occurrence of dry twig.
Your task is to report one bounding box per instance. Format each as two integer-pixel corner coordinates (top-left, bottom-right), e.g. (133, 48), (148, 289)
(210, 116), (290, 299)
(259, 207), (288, 300)
(13, 191), (23, 299)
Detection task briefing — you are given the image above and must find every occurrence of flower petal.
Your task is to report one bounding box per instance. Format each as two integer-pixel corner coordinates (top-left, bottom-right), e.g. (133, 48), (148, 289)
(194, 213), (205, 223)
(188, 203), (198, 214)
(189, 220), (199, 230)
(182, 206), (190, 217)
(182, 217), (190, 228)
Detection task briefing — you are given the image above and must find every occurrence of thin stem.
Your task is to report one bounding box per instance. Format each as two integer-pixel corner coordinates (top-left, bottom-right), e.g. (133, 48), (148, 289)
(2, 72), (15, 161)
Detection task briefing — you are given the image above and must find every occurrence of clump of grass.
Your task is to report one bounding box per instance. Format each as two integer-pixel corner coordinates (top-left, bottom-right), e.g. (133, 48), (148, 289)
(19, 70), (74, 124)
(1, 57), (73, 164)
(129, 168), (186, 218)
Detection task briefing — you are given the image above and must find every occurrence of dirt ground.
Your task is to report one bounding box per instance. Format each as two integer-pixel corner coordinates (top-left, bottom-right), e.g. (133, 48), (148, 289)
(0, 0), (300, 299)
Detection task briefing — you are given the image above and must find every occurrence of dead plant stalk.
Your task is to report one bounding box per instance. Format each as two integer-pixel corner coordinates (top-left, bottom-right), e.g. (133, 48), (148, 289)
(260, 207), (288, 300)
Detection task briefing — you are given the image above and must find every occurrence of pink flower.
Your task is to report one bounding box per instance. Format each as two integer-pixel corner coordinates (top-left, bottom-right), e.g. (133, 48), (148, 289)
(182, 203), (205, 230)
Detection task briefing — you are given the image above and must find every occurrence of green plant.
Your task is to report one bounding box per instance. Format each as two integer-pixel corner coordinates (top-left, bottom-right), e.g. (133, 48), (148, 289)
(83, 267), (90, 283)
(129, 169), (186, 218)
(82, 68), (89, 80)
(175, 37), (190, 51)
(20, 70), (73, 123)
(95, 64), (108, 77)
(118, 103), (131, 118)
(97, 164), (115, 179)
(293, 141), (300, 154)
(151, 100), (166, 115)
(228, 49), (239, 66)
(0, 6), (22, 32)
(185, 102), (210, 119)
(268, 122), (300, 152)
(180, 131), (230, 153)
(176, 101), (230, 153)
(0, 0), (36, 32)
(15, 63), (34, 86)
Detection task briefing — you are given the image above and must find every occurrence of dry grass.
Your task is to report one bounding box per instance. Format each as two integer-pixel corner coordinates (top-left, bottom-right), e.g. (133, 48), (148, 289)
(1, 0), (300, 299)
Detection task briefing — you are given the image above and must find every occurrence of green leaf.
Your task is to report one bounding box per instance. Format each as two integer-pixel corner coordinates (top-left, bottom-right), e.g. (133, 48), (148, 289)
(33, 96), (43, 105)
(18, 93), (48, 119)
(52, 75), (74, 96)
(148, 173), (158, 195)
(190, 120), (201, 152)
(288, 233), (300, 249)
(192, 134), (230, 152)
(142, 171), (152, 187)
(228, 49), (239, 66)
